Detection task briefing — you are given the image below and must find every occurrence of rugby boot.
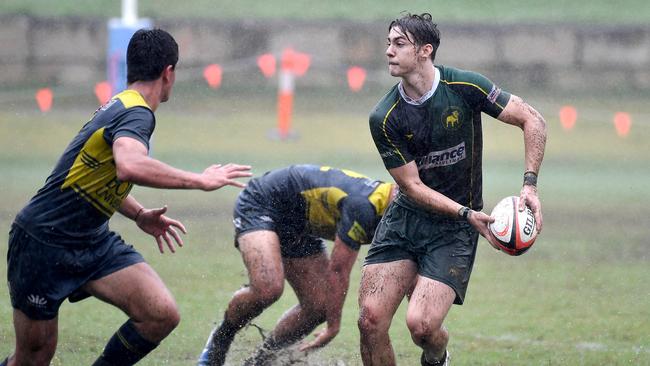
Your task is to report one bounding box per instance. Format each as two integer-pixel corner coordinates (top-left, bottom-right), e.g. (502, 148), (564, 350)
(197, 325), (236, 366)
(421, 350), (450, 366)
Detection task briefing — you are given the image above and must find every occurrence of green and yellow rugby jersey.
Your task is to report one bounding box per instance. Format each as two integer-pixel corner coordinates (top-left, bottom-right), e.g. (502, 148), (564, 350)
(247, 164), (393, 250)
(15, 90), (155, 247)
(369, 65), (511, 211)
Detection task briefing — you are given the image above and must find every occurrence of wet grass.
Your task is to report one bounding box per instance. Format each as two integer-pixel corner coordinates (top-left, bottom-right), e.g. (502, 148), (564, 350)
(0, 89), (649, 365)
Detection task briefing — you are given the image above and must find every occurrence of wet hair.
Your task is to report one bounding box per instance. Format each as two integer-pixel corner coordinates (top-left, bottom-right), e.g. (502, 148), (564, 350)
(126, 28), (179, 84)
(389, 13), (441, 62)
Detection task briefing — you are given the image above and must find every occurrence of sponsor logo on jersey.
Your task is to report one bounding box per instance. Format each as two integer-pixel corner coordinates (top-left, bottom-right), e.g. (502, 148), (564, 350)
(380, 150), (395, 158)
(62, 128), (133, 217)
(416, 142), (466, 170)
(487, 85), (502, 104)
(347, 221), (368, 244)
(27, 294), (47, 308)
(441, 106), (463, 130)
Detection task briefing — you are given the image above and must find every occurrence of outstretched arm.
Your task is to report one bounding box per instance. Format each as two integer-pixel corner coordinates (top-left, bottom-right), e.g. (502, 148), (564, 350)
(299, 236), (359, 351)
(113, 136), (252, 191)
(496, 95), (547, 232)
(119, 195), (187, 253)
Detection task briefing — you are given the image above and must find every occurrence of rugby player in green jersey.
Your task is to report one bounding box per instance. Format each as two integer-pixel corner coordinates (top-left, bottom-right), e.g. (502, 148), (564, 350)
(358, 13), (547, 366)
(2, 29), (251, 366)
(197, 165), (397, 366)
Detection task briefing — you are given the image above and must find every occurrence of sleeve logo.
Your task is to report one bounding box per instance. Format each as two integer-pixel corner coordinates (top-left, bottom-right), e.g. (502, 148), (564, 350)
(487, 85), (502, 104)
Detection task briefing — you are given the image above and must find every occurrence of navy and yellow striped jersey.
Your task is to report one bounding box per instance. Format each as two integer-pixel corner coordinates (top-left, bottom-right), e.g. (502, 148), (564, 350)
(369, 65), (511, 211)
(14, 90), (155, 248)
(244, 165), (393, 250)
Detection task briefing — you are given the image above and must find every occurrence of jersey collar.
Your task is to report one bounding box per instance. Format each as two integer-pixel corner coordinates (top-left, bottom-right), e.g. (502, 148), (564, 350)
(398, 66), (440, 105)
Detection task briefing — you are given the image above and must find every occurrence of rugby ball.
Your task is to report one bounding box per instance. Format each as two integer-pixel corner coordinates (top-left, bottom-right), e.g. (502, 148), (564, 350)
(489, 196), (537, 256)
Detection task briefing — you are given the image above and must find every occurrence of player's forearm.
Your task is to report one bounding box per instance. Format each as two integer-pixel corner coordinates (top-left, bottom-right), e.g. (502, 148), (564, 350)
(522, 111), (547, 175)
(118, 195), (144, 220)
(401, 181), (463, 217)
(117, 155), (205, 190)
(325, 274), (347, 332)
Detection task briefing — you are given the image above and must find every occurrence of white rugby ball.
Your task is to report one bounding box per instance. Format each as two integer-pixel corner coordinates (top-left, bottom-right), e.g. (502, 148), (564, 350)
(489, 196), (537, 256)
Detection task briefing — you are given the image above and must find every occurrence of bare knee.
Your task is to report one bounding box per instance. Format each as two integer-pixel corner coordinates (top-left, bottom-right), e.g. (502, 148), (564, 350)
(358, 304), (390, 337)
(406, 313), (446, 346)
(13, 311), (58, 366)
(251, 279), (284, 306)
(14, 339), (57, 366)
(134, 296), (180, 340)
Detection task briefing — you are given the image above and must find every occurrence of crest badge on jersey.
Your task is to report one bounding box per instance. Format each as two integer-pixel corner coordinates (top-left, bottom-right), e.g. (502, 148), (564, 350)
(441, 106), (463, 130)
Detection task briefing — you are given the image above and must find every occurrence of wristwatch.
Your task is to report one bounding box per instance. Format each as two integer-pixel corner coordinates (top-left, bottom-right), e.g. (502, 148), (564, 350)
(458, 206), (471, 220)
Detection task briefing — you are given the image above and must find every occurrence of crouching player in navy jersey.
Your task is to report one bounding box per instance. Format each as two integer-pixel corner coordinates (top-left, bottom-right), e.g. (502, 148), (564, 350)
(2, 29), (251, 366)
(197, 165), (398, 366)
(358, 13), (547, 366)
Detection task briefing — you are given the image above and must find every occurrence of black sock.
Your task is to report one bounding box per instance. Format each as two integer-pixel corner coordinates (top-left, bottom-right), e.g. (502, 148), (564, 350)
(217, 318), (239, 339)
(92, 320), (159, 366)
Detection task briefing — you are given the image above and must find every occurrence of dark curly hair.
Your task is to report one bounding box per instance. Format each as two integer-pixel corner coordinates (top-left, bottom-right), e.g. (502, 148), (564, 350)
(389, 13), (441, 62)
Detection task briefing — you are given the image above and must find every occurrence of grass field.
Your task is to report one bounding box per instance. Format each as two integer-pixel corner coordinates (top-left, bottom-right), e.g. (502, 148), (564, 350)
(3, 0), (650, 23)
(0, 82), (648, 365)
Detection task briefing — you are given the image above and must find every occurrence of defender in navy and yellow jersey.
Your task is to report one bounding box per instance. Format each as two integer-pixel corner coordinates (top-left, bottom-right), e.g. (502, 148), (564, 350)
(358, 14), (547, 366)
(198, 165), (397, 366)
(3, 29), (251, 366)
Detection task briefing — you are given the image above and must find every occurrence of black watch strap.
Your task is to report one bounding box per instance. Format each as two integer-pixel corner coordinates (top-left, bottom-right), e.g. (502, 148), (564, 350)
(523, 171), (538, 187)
(458, 206), (471, 220)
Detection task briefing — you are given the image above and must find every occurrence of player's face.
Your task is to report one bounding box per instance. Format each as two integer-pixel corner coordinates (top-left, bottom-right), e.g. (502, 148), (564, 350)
(386, 27), (418, 77)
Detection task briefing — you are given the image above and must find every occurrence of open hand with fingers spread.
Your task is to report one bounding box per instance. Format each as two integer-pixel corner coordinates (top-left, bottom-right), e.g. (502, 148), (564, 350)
(135, 205), (187, 253)
(200, 163), (252, 191)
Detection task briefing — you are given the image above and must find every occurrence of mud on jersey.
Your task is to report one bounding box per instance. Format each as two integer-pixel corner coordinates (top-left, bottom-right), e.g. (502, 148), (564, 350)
(369, 65), (511, 211)
(14, 90), (155, 248)
(242, 165), (393, 250)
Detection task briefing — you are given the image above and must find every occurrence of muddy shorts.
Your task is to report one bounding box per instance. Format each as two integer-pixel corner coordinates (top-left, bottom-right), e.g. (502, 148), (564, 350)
(233, 187), (325, 258)
(7, 224), (145, 320)
(364, 202), (479, 304)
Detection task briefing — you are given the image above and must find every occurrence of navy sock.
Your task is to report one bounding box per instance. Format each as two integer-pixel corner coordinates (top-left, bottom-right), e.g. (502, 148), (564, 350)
(92, 320), (159, 366)
(1, 357), (7, 366)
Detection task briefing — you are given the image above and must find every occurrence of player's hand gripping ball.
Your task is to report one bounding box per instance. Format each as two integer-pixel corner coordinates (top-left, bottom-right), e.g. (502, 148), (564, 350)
(489, 196), (537, 256)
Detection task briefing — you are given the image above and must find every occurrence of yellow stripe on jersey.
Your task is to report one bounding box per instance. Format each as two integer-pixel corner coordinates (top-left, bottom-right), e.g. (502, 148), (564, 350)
(301, 187), (348, 232)
(115, 89), (150, 109)
(61, 128), (133, 217)
(441, 80), (506, 110)
(381, 101), (406, 164)
(368, 182), (392, 216)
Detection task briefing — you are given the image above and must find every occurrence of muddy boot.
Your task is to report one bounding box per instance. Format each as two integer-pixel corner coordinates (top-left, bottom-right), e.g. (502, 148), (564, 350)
(197, 321), (238, 366)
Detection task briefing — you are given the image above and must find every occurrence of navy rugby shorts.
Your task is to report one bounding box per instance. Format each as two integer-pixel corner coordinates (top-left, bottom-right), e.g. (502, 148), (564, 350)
(233, 187), (325, 258)
(364, 203), (479, 305)
(7, 224), (144, 320)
